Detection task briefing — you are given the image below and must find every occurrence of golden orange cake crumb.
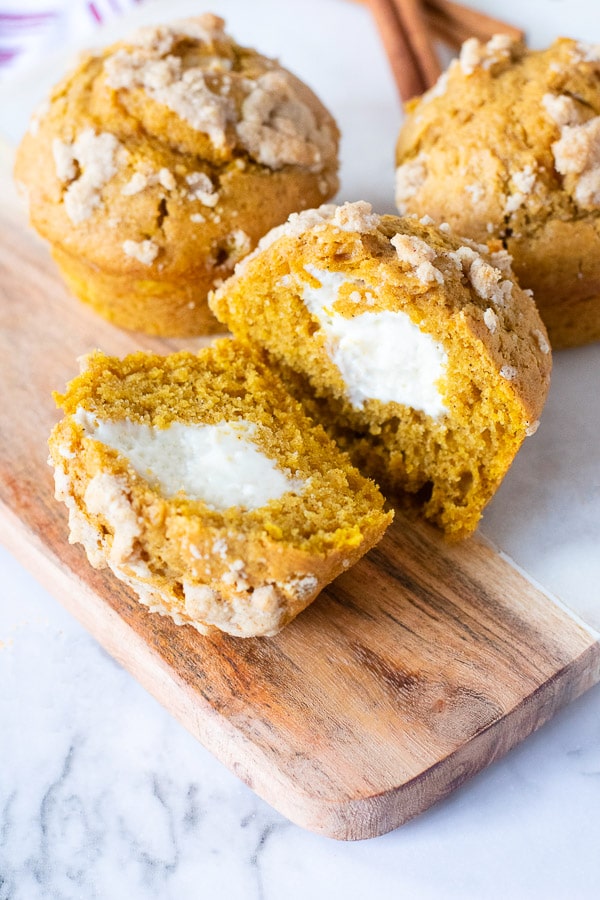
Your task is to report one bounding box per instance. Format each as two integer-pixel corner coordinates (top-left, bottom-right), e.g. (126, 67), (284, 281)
(211, 202), (552, 539)
(48, 339), (391, 637)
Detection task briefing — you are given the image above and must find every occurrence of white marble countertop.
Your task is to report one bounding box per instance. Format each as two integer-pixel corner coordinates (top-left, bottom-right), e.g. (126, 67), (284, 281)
(1, 0), (599, 896)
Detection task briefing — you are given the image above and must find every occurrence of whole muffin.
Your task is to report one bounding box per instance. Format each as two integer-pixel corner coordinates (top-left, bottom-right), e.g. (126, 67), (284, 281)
(14, 14), (340, 336)
(395, 36), (600, 349)
(211, 202), (552, 539)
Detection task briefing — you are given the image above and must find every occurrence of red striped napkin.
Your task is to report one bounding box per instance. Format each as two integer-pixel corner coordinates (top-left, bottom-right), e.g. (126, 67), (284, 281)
(0, 0), (144, 80)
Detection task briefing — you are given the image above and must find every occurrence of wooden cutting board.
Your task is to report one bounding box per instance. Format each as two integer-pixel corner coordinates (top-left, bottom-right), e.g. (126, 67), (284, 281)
(1, 165), (599, 841)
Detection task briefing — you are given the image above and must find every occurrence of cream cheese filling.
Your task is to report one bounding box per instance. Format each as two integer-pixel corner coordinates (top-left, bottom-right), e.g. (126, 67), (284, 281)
(75, 411), (304, 510)
(301, 266), (449, 418)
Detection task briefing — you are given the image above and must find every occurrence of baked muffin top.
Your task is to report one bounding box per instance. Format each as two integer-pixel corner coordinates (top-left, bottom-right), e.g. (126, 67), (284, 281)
(211, 201), (551, 429)
(210, 201), (552, 537)
(395, 36), (600, 242)
(15, 14), (339, 275)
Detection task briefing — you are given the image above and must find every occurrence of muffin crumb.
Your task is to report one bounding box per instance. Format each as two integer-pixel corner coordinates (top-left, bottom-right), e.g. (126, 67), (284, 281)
(391, 233), (443, 284)
(395, 153), (428, 214)
(54, 129), (123, 224)
(459, 34), (515, 76)
(186, 172), (219, 206)
(123, 238), (159, 265)
(483, 307), (499, 333)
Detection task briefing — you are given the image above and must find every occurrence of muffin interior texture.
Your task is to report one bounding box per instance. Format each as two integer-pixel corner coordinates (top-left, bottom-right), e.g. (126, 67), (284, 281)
(52, 340), (388, 550)
(211, 203), (552, 538)
(49, 339), (391, 636)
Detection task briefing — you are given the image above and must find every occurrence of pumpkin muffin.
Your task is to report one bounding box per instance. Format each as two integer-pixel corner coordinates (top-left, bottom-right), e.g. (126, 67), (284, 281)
(210, 202), (552, 539)
(15, 14), (339, 336)
(395, 35), (600, 349)
(48, 339), (391, 637)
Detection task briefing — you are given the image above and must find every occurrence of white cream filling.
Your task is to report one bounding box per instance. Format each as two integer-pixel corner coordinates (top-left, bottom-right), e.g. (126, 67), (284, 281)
(301, 266), (449, 418)
(75, 411), (303, 510)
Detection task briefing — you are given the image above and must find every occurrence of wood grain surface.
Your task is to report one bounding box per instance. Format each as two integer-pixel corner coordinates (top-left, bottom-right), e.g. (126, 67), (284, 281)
(1, 182), (599, 841)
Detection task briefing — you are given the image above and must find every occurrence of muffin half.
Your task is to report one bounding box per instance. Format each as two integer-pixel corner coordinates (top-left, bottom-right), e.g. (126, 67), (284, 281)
(48, 338), (391, 637)
(211, 202), (552, 539)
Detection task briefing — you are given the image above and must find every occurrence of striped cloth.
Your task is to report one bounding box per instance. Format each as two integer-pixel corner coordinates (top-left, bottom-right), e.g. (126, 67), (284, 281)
(0, 0), (144, 81)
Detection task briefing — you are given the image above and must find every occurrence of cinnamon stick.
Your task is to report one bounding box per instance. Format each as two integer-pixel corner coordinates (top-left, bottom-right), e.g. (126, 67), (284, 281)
(424, 0), (524, 46)
(364, 0), (525, 101)
(358, 0), (525, 59)
(393, 0), (442, 87)
(425, 8), (474, 49)
(366, 0), (440, 100)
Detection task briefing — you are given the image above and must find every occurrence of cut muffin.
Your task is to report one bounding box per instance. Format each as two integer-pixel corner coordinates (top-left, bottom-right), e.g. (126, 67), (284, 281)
(48, 339), (391, 637)
(15, 14), (339, 336)
(210, 202), (552, 539)
(395, 35), (600, 348)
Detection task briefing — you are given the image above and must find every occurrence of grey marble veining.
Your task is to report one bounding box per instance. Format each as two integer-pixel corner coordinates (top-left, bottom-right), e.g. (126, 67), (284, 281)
(1, 546), (600, 899)
(1, 0), (600, 896)
(0, 605), (288, 900)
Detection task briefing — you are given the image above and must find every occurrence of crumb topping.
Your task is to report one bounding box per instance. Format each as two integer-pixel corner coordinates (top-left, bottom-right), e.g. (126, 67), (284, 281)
(504, 164), (537, 214)
(499, 365), (518, 380)
(488, 247), (514, 275)
(483, 307), (499, 333)
(129, 14), (227, 53)
(421, 70), (449, 103)
(542, 92), (600, 207)
(232, 201), (380, 275)
(228, 229), (251, 256)
(52, 139), (77, 182)
(54, 128), (123, 223)
(533, 328), (551, 354)
(283, 575), (318, 600)
(104, 49), (234, 150)
(395, 152), (427, 214)
(551, 115), (600, 208)
(103, 17), (336, 172)
(237, 71), (336, 172)
(571, 41), (600, 64)
(449, 245), (513, 305)
(469, 257), (513, 305)
(459, 34), (515, 76)
(455, 235), (489, 254)
(158, 168), (176, 190)
(542, 93), (584, 129)
(391, 233), (444, 285)
(212, 537), (228, 559)
(331, 200), (380, 233)
(121, 171), (148, 196)
(465, 183), (485, 205)
(83, 472), (141, 566)
(186, 171), (219, 205)
(122, 238), (159, 265)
